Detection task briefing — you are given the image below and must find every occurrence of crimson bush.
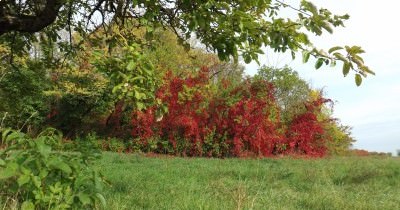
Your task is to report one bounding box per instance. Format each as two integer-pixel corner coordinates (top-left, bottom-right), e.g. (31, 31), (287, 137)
(132, 67), (332, 157)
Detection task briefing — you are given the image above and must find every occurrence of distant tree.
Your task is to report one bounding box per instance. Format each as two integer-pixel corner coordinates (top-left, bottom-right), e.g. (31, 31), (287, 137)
(255, 66), (311, 122)
(0, 44), (51, 133)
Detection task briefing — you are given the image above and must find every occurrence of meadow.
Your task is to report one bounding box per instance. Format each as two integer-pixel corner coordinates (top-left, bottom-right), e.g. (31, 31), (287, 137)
(98, 153), (400, 210)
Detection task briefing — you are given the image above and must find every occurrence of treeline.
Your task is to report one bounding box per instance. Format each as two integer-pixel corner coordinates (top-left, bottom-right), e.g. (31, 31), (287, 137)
(0, 28), (353, 157)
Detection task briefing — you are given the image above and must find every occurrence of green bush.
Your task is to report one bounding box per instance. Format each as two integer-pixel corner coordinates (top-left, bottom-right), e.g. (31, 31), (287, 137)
(108, 138), (126, 153)
(0, 128), (106, 209)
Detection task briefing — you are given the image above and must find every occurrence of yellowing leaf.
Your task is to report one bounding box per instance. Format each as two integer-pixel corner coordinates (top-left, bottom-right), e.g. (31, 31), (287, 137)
(302, 51), (310, 63)
(328, 46), (343, 54)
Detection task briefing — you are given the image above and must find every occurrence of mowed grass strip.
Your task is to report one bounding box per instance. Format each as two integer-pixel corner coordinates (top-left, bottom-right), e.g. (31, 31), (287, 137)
(97, 153), (400, 210)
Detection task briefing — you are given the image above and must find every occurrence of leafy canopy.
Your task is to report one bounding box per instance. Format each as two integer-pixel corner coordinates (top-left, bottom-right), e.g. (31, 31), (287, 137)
(0, 0), (374, 85)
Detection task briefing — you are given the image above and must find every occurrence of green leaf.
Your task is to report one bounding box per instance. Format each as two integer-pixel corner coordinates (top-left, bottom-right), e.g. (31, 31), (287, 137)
(328, 46), (343, 54)
(348, 46), (365, 54)
(36, 141), (51, 158)
(57, 162), (72, 174)
(21, 201), (35, 210)
(302, 1), (318, 14)
(197, 15), (206, 28)
(291, 51), (295, 60)
(333, 53), (347, 62)
(21, 166), (32, 175)
(4, 131), (25, 144)
(17, 174), (31, 186)
(315, 58), (324, 69)
(0, 158), (5, 166)
(321, 21), (333, 33)
(342, 62), (351, 77)
(353, 55), (364, 63)
(330, 60), (336, 67)
(132, 76), (145, 82)
(38, 169), (49, 179)
(78, 193), (92, 205)
(360, 66), (375, 75)
(134, 90), (141, 99)
(0, 162), (19, 179)
(302, 51), (310, 63)
(136, 102), (145, 111)
(95, 193), (107, 208)
(351, 56), (364, 67)
(1, 129), (13, 142)
(243, 54), (251, 64)
(188, 18), (197, 30)
(239, 21), (244, 31)
(126, 60), (136, 71)
(50, 182), (63, 193)
(32, 176), (41, 188)
(49, 159), (72, 174)
(355, 74), (362, 86)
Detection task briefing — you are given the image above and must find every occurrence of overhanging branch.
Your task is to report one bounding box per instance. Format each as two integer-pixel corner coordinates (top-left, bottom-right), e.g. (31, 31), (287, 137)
(0, 0), (64, 35)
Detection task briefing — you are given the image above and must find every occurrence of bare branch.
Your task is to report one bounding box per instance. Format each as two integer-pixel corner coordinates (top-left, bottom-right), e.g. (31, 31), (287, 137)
(275, 0), (311, 17)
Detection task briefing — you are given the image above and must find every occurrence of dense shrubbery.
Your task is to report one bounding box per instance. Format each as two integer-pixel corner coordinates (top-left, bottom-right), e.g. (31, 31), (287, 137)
(131, 67), (335, 157)
(0, 28), (354, 158)
(0, 128), (106, 209)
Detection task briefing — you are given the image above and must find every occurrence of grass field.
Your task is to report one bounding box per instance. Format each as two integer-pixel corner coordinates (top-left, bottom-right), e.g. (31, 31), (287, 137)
(97, 152), (400, 210)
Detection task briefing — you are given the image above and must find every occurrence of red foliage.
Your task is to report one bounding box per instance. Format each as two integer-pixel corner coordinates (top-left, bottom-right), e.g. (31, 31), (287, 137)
(46, 107), (58, 119)
(285, 97), (331, 157)
(131, 67), (332, 158)
(131, 108), (156, 139)
(104, 101), (125, 137)
(216, 82), (282, 157)
(351, 149), (370, 156)
(132, 67), (208, 156)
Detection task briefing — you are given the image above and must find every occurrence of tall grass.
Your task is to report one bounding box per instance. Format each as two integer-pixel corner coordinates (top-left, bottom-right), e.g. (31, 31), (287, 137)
(96, 153), (400, 210)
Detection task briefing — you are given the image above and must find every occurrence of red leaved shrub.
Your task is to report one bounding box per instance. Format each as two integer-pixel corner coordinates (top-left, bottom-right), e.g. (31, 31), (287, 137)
(131, 67), (332, 158)
(208, 80), (283, 157)
(285, 97), (332, 157)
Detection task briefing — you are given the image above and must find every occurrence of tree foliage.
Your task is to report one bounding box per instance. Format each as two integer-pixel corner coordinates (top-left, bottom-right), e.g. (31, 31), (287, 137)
(0, 45), (51, 133)
(255, 66), (311, 123)
(0, 0), (374, 83)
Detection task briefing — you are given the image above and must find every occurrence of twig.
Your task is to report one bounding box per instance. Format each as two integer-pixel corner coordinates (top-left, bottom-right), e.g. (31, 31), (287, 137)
(0, 112), (7, 129)
(18, 111), (38, 132)
(275, 0), (311, 17)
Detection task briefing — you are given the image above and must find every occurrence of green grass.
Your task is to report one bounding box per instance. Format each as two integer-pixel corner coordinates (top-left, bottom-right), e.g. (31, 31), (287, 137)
(96, 153), (400, 210)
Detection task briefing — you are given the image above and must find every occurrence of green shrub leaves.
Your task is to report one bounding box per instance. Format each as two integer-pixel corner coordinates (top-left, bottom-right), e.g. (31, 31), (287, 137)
(0, 128), (106, 209)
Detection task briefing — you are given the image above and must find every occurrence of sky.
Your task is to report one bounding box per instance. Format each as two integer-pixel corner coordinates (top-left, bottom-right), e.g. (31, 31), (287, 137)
(244, 0), (400, 155)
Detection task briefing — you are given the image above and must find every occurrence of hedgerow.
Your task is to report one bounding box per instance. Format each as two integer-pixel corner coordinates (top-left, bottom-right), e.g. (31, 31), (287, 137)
(131, 67), (331, 157)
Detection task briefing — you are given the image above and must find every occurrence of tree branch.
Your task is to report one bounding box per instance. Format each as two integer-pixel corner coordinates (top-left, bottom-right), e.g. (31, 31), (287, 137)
(0, 0), (64, 35)
(275, 0), (311, 17)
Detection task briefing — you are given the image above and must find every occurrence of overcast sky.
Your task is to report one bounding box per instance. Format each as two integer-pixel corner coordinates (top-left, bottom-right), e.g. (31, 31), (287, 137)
(244, 0), (400, 155)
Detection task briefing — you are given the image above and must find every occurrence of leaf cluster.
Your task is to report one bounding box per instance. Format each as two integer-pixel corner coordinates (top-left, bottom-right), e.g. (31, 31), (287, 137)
(92, 44), (159, 111)
(0, 0), (374, 85)
(0, 128), (106, 209)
